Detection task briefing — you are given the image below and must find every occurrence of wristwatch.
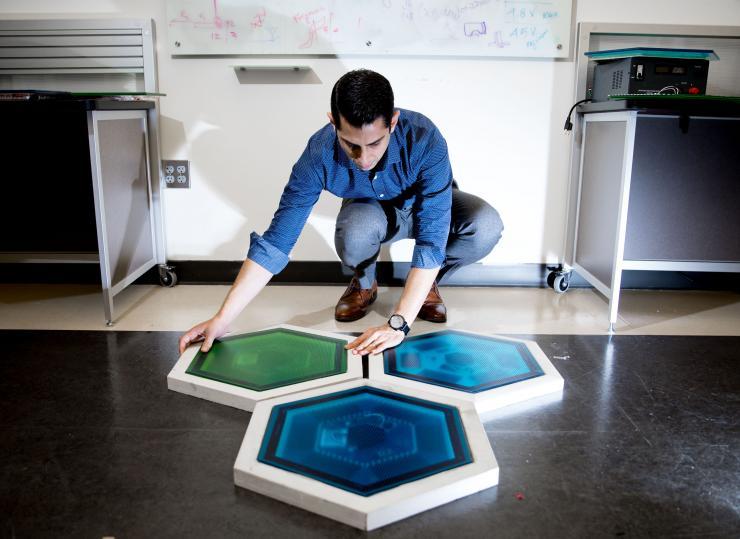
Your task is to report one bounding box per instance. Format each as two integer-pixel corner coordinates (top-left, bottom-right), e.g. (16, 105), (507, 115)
(388, 314), (410, 335)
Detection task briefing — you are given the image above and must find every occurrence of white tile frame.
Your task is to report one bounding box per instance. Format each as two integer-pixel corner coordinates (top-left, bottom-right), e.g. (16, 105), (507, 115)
(167, 324), (362, 412)
(233, 379), (498, 531)
(369, 330), (564, 422)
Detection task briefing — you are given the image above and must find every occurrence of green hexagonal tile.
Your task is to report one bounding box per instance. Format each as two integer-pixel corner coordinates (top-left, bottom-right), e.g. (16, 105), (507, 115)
(186, 328), (347, 391)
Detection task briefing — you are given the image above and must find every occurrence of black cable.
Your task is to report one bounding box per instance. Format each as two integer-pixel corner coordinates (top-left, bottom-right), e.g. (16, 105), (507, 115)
(563, 98), (592, 131)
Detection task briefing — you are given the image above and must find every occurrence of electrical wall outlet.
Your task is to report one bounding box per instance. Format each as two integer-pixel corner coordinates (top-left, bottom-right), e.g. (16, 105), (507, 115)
(162, 160), (190, 188)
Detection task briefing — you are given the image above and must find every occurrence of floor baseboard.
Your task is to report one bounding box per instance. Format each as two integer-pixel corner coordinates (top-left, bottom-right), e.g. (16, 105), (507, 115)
(1, 260), (738, 290)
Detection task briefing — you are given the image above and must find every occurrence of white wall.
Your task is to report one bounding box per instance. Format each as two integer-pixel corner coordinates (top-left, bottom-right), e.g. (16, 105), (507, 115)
(2, 1), (739, 266)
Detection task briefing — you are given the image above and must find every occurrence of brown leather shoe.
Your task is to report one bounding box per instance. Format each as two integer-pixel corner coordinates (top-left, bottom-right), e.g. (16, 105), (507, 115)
(335, 277), (378, 322)
(418, 282), (447, 323)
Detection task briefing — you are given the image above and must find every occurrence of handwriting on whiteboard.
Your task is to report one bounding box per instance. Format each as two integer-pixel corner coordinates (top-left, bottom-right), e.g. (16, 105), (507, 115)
(293, 7), (339, 49)
(169, 0), (239, 42)
(167, 0), (564, 53)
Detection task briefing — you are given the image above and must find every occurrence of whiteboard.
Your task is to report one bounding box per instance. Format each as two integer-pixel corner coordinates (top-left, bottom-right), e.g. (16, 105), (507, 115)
(166, 0), (573, 58)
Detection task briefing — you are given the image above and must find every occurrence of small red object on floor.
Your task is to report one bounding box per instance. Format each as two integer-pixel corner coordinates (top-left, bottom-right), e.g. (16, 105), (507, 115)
(515, 492), (525, 500)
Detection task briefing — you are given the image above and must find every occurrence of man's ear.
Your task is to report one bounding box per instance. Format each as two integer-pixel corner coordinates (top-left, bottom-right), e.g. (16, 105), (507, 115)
(389, 109), (400, 133)
(327, 112), (336, 129)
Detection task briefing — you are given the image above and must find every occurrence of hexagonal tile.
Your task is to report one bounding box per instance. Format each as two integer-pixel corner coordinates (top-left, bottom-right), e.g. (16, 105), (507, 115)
(369, 330), (564, 419)
(235, 379), (498, 530)
(259, 385), (472, 496)
(167, 325), (362, 411)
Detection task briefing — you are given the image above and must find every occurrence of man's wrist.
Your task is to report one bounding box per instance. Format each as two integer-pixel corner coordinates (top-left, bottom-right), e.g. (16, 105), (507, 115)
(213, 310), (233, 327)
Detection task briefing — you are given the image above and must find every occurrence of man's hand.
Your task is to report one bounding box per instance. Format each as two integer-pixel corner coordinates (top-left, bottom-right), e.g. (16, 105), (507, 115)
(177, 259), (274, 356)
(346, 324), (405, 356)
(178, 316), (230, 355)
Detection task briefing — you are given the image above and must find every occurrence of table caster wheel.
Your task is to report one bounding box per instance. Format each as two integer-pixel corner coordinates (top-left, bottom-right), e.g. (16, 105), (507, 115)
(547, 271), (570, 293)
(159, 266), (178, 287)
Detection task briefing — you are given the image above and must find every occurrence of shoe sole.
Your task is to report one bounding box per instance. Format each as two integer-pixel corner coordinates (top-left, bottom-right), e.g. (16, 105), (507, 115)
(418, 314), (447, 323)
(418, 305), (447, 323)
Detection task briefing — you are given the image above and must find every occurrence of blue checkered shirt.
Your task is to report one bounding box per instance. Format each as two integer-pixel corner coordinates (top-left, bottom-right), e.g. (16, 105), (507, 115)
(247, 109), (453, 274)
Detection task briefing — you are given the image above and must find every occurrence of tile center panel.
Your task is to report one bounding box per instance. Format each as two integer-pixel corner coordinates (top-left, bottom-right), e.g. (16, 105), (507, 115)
(186, 328), (347, 391)
(258, 386), (473, 496)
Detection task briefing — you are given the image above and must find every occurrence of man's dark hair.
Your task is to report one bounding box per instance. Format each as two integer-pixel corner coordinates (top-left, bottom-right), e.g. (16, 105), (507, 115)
(330, 69), (394, 130)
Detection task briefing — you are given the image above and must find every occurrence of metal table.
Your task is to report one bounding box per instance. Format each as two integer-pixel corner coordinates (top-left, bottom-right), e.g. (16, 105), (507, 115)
(565, 102), (740, 330)
(0, 97), (173, 324)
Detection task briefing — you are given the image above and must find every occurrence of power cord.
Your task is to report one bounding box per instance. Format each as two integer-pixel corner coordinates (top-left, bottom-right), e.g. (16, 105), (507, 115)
(563, 98), (592, 131)
(658, 86), (680, 94)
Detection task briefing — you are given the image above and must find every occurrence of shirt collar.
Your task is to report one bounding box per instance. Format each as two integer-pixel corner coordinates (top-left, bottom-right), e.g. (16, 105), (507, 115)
(334, 134), (353, 168)
(377, 128), (402, 171)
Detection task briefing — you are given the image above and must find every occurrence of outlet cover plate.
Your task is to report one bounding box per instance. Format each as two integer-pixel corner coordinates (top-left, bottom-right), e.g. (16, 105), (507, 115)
(163, 159), (189, 188)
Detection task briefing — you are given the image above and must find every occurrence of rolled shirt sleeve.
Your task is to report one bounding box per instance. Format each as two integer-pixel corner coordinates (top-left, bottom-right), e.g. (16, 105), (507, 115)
(246, 232), (290, 275)
(411, 128), (453, 269)
(246, 142), (324, 274)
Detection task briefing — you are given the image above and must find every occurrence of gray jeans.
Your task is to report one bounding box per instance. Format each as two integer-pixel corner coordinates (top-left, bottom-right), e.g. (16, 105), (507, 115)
(334, 188), (504, 288)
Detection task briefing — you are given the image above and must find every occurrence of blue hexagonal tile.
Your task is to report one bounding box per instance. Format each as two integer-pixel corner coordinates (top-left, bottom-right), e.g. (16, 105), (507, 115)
(257, 386), (472, 496)
(384, 330), (544, 392)
(370, 330), (564, 418)
(235, 380), (498, 530)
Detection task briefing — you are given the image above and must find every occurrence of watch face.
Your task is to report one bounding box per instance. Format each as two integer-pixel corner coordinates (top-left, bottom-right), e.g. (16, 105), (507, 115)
(389, 314), (405, 329)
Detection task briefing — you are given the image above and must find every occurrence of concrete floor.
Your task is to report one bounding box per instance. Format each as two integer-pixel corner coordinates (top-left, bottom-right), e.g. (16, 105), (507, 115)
(0, 284), (739, 537)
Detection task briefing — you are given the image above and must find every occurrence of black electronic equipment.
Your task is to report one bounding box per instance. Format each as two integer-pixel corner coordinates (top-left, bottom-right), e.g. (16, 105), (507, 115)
(591, 56), (709, 101)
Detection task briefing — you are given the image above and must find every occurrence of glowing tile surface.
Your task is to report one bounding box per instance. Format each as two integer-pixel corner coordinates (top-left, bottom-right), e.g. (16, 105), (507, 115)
(234, 380), (498, 530)
(369, 330), (564, 419)
(186, 327), (346, 391)
(167, 325), (362, 412)
(384, 330), (544, 392)
(258, 386), (472, 496)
